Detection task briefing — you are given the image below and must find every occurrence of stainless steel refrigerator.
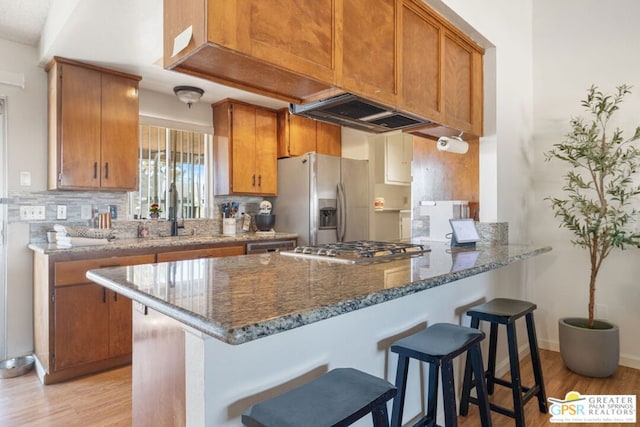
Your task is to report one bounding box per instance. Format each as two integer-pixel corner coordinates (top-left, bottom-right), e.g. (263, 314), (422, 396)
(276, 152), (369, 246)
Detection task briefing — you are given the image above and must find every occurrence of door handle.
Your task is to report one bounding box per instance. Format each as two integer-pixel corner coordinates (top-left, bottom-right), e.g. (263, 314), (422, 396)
(93, 162), (98, 179)
(258, 174), (262, 186)
(104, 162), (109, 179)
(252, 174), (256, 186)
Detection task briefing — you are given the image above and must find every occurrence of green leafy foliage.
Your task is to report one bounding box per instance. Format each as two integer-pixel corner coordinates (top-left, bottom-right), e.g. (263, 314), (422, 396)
(545, 85), (640, 328)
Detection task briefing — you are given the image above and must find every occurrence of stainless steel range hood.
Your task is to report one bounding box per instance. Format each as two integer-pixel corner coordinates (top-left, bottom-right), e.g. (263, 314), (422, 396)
(290, 93), (431, 133)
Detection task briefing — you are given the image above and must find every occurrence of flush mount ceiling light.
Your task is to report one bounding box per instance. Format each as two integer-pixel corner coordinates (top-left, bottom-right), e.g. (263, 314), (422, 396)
(173, 85), (204, 108)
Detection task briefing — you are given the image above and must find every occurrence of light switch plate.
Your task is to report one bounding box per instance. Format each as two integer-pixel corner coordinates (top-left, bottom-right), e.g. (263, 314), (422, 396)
(57, 205), (67, 220)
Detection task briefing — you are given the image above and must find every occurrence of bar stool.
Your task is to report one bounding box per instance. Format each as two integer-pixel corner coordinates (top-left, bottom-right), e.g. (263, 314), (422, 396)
(459, 298), (547, 427)
(242, 367), (396, 427)
(390, 323), (492, 427)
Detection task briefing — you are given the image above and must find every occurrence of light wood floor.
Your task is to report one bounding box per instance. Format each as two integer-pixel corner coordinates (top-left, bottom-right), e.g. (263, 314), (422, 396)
(0, 350), (638, 426)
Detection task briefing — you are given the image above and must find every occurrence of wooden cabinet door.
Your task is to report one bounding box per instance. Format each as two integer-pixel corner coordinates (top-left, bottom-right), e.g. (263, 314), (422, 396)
(58, 63), (102, 189)
(401, 1), (442, 121)
(210, 0), (336, 85)
(316, 121), (341, 157)
(443, 30), (483, 135)
(340, 0), (399, 106)
(254, 108), (278, 195)
(100, 73), (139, 190)
(231, 103), (257, 193)
(54, 284), (109, 370)
(288, 114), (317, 157)
(108, 291), (132, 358)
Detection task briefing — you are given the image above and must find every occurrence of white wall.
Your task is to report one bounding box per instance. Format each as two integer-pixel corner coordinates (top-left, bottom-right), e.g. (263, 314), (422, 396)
(0, 38), (48, 358)
(530, 0), (640, 368)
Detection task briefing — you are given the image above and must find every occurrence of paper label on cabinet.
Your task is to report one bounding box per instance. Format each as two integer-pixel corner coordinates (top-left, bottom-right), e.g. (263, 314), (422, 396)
(172, 25), (193, 57)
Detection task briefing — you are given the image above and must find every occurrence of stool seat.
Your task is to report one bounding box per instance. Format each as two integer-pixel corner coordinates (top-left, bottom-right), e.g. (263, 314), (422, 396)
(390, 323), (492, 427)
(391, 323), (484, 362)
(460, 298), (547, 427)
(466, 298), (536, 323)
(242, 368), (396, 427)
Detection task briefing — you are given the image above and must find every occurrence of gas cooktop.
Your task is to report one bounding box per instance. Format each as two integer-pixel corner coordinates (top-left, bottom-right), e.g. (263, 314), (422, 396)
(279, 240), (430, 264)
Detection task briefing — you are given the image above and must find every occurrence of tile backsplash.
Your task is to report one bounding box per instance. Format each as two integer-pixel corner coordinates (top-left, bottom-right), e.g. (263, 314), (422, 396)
(8, 190), (275, 242)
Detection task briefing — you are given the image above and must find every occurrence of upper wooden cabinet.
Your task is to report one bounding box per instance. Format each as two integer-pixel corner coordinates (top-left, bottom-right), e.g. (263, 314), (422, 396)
(277, 110), (342, 158)
(338, 0), (399, 106)
(400, 0), (483, 136)
(163, 0), (336, 103)
(164, 0), (483, 135)
(400, 1), (443, 123)
(442, 29), (483, 135)
(46, 57), (141, 191)
(213, 100), (278, 196)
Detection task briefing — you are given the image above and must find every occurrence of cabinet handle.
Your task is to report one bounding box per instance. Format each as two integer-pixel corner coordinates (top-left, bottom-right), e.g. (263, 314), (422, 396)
(93, 162), (98, 179)
(102, 287), (106, 304)
(113, 292), (118, 302)
(104, 162), (109, 179)
(252, 174), (256, 186)
(258, 175), (262, 186)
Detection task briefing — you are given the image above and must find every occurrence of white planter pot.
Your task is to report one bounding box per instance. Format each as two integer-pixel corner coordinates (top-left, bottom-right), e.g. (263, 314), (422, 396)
(558, 318), (619, 378)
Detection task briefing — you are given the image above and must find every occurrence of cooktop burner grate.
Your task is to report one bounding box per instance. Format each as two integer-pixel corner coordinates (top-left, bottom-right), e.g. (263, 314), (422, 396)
(280, 240), (430, 264)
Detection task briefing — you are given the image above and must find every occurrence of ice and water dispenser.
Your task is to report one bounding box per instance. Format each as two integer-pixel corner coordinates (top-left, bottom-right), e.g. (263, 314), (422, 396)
(319, 198), (337, 229)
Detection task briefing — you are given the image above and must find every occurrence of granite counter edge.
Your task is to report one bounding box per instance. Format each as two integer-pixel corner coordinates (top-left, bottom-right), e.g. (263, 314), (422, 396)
(88, 245), (552, 346)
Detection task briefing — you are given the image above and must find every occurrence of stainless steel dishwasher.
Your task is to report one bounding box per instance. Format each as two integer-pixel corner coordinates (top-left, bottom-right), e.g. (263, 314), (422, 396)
(245, 239), (296, 254)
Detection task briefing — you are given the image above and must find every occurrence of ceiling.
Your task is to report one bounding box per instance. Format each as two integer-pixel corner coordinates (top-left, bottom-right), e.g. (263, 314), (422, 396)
(0, 0), (287, 110)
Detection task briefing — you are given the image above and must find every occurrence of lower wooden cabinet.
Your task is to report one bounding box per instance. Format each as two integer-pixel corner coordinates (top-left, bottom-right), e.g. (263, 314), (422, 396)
(33, 243), (247, 384)
(54, 284), (110, 370)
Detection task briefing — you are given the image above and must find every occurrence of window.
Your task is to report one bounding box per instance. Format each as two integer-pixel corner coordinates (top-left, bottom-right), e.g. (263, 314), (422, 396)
(130, 124), (212, 220)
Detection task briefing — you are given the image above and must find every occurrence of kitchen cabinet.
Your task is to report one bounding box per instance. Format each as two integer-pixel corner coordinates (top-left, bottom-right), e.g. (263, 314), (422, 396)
(213, 100), (278, 196)
(277, 110), (342, 158)
(442, 29), (483, 136)
(163, 0), (336, 103)
(46, 57), (141, 191)
(400, 0), (482, 136)
(164, 0), (483, 136)
(33, 239), (259, 384)
(33, 253), (154, 384)
(400, 0), (443, 123)
(375, 133), (413, 185)
(338, 0), (399, 106)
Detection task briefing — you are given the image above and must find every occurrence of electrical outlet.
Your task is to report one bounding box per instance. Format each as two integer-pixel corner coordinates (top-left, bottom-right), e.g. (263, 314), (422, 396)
(19, 205), (46, 221)
(57, 205), (67, 220)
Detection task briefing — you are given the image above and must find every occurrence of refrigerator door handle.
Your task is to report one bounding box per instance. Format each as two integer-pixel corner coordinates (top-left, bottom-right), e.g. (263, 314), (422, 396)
(337, 183), (347, 242)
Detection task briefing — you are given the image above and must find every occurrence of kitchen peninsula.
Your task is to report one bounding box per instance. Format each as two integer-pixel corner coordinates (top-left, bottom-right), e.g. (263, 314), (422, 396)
(87, 240), (551, 426)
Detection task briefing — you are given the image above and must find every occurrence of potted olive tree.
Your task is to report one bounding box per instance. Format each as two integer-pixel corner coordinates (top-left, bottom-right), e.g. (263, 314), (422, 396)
(545, 85), (640, 377)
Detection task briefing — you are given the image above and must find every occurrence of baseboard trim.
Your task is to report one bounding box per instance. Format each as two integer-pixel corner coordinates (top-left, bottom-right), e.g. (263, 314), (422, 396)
(539, 339), (640, 370)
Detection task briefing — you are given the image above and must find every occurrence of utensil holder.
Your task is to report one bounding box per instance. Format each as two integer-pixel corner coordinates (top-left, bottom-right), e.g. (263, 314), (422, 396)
(222, 217), (236, 236)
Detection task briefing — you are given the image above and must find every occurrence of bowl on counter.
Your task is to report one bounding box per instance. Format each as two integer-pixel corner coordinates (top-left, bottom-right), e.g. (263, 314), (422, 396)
(0, 355), (35, 379)
(254, 214), (276, 231)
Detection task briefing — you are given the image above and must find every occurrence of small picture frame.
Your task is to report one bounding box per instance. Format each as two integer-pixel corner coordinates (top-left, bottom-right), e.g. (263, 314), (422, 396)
(449, 218), (480, 247)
